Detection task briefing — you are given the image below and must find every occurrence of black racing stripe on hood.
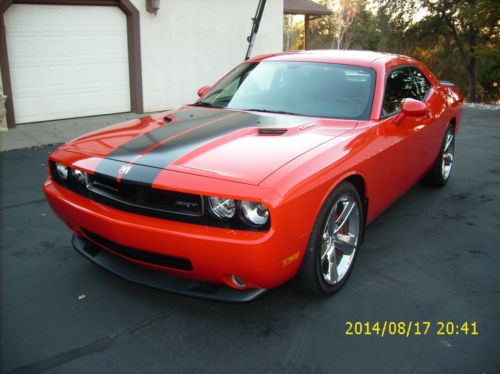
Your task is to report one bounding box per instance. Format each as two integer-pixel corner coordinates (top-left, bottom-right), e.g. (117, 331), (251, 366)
(93, 107), (232, 179)
(91, 158), (160, 187)
(119, 111), (309, 185)
(96, 106), (309, 185)
(106, 107), (228, 161)
(118, 112), (261, 184)
(93, 158), (124, 181)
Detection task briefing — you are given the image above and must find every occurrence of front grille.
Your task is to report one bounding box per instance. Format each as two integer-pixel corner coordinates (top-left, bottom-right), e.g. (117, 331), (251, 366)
(81, 228), (193, 271)
(49, 161), (269, 231)
(87, 174), (203, 217)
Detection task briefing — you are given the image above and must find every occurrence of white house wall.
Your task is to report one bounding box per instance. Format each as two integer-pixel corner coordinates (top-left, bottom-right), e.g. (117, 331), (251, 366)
(132, 0), (284, 113)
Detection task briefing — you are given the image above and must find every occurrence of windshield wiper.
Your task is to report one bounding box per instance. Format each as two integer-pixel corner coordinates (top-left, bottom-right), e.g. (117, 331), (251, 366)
(191, 102), (225, 109)
(244, 108), (301, 116)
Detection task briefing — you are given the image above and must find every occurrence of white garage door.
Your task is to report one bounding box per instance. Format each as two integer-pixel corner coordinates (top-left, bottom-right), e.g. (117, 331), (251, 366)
(5, 4), (131, 124)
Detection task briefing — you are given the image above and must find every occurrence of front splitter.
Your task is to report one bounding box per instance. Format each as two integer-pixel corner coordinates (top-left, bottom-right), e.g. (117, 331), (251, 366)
(72, 235), (267, 303)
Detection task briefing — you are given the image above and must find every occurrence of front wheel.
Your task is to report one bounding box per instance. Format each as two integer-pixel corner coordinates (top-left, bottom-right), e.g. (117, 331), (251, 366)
(298, 181), (364, 295)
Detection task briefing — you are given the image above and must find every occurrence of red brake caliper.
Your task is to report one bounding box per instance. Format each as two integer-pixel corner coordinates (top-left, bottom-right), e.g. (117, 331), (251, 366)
(335, 211), (343, 235)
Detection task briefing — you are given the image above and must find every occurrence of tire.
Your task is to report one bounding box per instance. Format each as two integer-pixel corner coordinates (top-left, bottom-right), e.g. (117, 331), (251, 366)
(297, 181), (364, 296)
(424, 124), (455, 187)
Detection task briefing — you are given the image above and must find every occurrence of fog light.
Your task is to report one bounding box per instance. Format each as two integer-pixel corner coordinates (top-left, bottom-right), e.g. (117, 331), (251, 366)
(231, 275), (246, 288)
(55, 163), (69, 180)
(71, 169), (87, 184)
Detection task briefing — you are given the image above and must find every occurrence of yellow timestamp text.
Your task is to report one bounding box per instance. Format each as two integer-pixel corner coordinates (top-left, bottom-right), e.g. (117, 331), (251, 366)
(345, 321), (478, 337)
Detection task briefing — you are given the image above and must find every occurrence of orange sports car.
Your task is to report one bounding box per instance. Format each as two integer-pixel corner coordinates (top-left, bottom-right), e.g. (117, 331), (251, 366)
(44, 51), (463, 301)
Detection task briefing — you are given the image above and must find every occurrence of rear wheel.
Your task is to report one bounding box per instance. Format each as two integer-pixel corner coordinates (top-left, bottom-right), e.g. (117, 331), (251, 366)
(298, 181), (364, 295)
(425, 124), (455, 187)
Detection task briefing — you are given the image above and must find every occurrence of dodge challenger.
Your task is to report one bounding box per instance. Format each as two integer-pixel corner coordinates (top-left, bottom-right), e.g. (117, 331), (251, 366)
(44, 51), (463, 301)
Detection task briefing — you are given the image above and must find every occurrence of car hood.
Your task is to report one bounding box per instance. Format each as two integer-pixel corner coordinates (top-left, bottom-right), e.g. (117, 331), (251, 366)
(61, 106), (357, 185)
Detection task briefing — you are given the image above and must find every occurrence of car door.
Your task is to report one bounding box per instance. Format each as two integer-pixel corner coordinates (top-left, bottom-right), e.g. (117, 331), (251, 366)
(377, 66), (435, 206)
(410, 67), (449, 171)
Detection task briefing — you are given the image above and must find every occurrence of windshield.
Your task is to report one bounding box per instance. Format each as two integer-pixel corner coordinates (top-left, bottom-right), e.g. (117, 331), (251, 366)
(196, 61), (376, 120)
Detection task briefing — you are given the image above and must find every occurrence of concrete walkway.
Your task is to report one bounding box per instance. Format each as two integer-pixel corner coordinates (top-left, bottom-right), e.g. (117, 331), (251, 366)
(0, 112), (152, 152)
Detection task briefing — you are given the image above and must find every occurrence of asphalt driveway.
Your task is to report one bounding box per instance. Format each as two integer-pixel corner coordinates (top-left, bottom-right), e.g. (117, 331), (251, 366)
(1, 108), (499, 373)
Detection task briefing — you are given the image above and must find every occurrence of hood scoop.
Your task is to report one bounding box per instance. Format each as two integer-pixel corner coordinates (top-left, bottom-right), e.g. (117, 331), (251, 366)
(258, 128), (288, 136)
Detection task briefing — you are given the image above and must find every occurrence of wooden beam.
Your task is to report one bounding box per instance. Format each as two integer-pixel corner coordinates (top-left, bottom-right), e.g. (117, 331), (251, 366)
(304, 14), (310, 50)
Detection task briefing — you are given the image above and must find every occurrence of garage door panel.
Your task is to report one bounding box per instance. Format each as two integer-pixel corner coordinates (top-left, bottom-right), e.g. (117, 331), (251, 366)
(39, 36), (73, 57)
(2, 5), (33, 32)
(79, 90), (130, 113)
(11, 96), (43, 122)
(6, 4), (131, 124)
(69, 7), (107, 29)
(45, 65), (74, 87)
(99, 62), (130, 82)
(74, 34), (113, 56)
(38, 7), (67, 28)
(4, 35), (36, 59)
(9, 66), (42, 92)
(45, 93), (77, 117)
(12, 65), (75, 94)
(104, 38), (129, 56)
(73, 63), (129, 87)
(76, 64), (107, 86)
(79, 93), (108, 113)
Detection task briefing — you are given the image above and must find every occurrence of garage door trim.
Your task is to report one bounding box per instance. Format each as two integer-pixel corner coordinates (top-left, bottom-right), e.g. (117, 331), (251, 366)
(0, 0), (143, 129)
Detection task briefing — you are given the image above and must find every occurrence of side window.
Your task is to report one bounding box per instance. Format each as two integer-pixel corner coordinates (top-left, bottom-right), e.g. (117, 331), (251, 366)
(408, 67), (431, 100)
(382, 66), (431, 116)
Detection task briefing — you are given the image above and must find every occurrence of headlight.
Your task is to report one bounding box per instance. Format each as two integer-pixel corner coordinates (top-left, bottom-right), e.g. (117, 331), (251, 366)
(55, 163), (69, 180)
(208, 197), (236, 219)
(239, 201), (269, 226)
(71, 169), (87, 184)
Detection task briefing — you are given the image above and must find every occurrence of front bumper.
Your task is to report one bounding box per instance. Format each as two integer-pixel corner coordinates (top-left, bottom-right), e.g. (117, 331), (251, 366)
(72, 235), (267, 302)
(44, 178), (307, 298)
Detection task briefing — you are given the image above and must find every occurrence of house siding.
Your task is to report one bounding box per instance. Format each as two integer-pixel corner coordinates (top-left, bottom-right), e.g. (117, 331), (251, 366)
(133, 0), (284, 113)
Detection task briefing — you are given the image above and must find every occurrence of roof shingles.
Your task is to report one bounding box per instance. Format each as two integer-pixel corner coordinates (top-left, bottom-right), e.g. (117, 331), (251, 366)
(284, 0), (332, 16)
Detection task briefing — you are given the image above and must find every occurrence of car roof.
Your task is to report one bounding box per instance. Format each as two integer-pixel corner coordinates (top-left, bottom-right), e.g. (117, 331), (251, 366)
(249, 50), (400, 67)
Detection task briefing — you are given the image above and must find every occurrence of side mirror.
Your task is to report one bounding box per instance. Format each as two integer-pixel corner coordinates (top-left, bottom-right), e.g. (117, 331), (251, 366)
(197, 85), (211, 98)
(401, 99), (428, 117)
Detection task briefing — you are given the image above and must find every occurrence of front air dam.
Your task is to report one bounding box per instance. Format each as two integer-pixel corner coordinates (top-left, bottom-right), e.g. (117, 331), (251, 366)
(72, 235), (268, 303)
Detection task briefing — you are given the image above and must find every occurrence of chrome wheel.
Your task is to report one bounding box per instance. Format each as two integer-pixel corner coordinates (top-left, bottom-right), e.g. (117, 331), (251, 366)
(442, 130), (454, 180)
(320, 194), (360, 285)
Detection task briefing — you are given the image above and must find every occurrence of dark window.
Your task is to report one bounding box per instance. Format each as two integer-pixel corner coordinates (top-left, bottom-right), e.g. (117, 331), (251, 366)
(382, 66), (431, 116)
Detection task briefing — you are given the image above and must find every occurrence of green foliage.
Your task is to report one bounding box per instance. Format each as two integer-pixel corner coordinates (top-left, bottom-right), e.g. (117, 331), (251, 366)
(310, 0), (366, 49)
(477, 48), (500, 101)
(349, 10), (381, 50)
(377, 0), (500, 101)
(283, 15), (304, 51)
(282, 0), (499, 102)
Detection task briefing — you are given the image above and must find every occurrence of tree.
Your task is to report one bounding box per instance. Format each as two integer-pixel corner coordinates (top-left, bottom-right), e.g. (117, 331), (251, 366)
(286, 0), (499, 101)
(312, 0), (366, 49)
(381, 0), (500, 101)
(283, 15), (304, 51)
(349, 9), (381, 50)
